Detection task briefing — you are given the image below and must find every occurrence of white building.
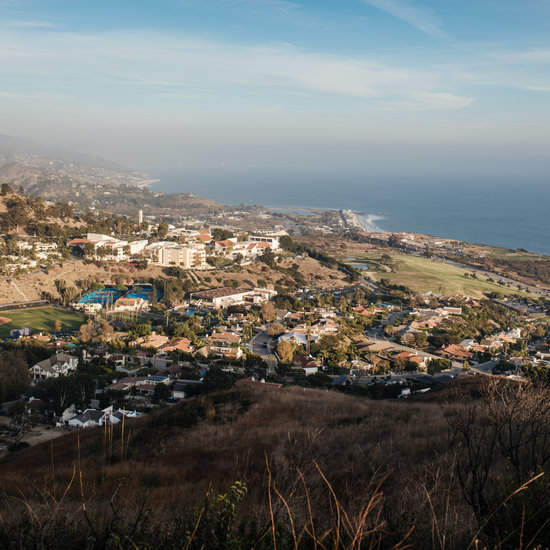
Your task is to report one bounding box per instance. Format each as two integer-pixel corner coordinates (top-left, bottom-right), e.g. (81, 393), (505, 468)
(67, 233), (147, 261)
(146, 241), (207, 269)
(190, 287), (276, 310)
(30, 353), (78, 382)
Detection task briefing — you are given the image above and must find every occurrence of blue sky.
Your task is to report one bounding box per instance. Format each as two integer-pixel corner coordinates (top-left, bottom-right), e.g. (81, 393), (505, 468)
(1, 0), (550, 186)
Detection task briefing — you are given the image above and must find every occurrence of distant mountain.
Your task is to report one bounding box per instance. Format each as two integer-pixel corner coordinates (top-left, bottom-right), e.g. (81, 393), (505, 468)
(0, 135), (223, 216)
(0, 135), (153, 193)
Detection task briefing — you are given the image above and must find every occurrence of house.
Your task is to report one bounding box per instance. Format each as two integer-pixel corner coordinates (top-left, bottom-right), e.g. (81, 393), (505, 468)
(248, 233), (282, 250)
(458, 339), (476, 350)
(103, 375), (170, 396)
(30, 353), (78, 382)
(293, 355), (320, 374)
(436, 344), (473, 362)
(10, 327), (31, 339)
(209, 331), (241, 346)
(171, 379), (202, 399)
(197, 346), (243, 361)
(393, 351), (427, 370)
(68, 407), (141, 428)
(366, 341), (395, 353)
(278, 331), (309, 346)
(157, 338), (194, 354)
(68, 409), (104, 429)
(130, 333), (170, 349)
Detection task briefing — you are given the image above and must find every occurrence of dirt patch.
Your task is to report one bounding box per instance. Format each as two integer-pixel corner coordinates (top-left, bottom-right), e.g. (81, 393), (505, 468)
(0, 316), (12, 325)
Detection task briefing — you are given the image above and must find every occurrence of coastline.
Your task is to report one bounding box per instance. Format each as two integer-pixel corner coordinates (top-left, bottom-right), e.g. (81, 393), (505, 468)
(357, 213), (386, 233)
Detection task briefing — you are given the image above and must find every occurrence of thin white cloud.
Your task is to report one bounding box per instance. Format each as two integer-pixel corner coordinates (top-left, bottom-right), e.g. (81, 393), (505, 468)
(0, 90), (74, 101)
(361, 0), (446, 38)
(1, 20), (57, 28)
(380, 91), (474, 111)
(497, 49), (550, 64)
(0, 29), (471, 111)
(524, 85), (550, 92)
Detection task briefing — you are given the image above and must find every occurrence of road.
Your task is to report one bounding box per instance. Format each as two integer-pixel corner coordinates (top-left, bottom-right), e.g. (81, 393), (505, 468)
(249, 330), (278, 370)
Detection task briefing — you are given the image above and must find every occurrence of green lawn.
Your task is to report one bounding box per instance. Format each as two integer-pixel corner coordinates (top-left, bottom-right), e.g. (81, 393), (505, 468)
(347, 253), (538, 298)
(0, 307), (88, 337)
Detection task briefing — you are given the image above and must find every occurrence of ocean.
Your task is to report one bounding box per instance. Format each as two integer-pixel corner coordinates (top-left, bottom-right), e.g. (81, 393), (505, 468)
(150, 169), (550, 255)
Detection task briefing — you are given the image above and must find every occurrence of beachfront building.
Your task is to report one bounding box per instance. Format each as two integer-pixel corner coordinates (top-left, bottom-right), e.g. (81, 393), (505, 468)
(190, 287), (276, 310)
(146, 241), (207, 269)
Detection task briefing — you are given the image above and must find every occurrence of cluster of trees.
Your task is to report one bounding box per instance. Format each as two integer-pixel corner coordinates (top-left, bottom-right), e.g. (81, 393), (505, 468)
(32, 373), (96, 415)
(0, 350), (30, 403)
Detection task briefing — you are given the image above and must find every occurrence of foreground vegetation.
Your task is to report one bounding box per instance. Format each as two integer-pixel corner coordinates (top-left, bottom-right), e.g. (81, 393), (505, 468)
(1, 377), (550, 548)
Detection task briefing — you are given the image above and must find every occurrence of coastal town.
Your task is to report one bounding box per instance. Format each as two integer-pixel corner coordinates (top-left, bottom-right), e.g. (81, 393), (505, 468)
(0, 186), (549, 453)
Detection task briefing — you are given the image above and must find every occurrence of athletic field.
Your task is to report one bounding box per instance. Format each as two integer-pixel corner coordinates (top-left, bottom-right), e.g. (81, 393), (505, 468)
(0, 307), (88, 338)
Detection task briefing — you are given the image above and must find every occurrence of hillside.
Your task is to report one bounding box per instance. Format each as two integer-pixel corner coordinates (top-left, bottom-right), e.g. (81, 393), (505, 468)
(0, 135), (150, 189)
(0, 136), (224, 216)
(1, 378), (549, 549)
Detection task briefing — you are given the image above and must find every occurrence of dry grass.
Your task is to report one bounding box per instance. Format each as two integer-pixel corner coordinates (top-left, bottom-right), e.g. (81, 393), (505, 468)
(0, 386), (466, 546)
(1, 379), (548, 548)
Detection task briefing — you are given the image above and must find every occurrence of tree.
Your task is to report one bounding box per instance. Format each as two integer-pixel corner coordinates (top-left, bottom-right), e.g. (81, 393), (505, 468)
(53, 320), (62, 333)
(0, 350), (30, 403)
(83, 243), (95, 257)
(266, 322), (285, 337)
(276, 339), (297, 363)
(0, 183), (13, 196)
(98, 319), (115, 340)
(131, 322), (152, 338)
(202, 365), (236, 393)
(157, 222), (169, 239)
(261, 302), (275, 323)
(78, 321), (96, 343)
(153, 382), (172, 403)
(243, 354), (268, 380)
(260, 247), (275, 268)
(211, 228), (234, 241)
(413, 331), (428, 348)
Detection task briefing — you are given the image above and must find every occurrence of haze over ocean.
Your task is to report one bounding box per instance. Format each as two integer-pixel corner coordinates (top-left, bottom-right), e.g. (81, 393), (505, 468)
(152, 170), (550, 256)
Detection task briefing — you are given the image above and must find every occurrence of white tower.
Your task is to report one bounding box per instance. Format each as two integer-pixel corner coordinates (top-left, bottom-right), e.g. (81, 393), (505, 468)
(138, 209), (143, 225)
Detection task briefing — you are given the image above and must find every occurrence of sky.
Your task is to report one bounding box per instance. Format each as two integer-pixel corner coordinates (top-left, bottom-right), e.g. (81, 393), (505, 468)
(1, 0), (550, 187)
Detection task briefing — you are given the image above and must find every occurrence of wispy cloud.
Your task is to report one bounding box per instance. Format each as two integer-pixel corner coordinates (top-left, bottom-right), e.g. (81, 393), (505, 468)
(1, 20), (57, 28)
(524, 85), (550, 92)
(361, 0), (446, 38)
(178, 0), (306, 22)
(496, 49), (550, 64)
(0, 29), (471, 112)
(0, 90), (74, 101)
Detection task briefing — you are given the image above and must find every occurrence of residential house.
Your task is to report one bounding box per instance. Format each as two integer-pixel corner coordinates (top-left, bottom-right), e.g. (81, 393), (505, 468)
(30, 353), (78, 382)
(436, 344), (473, 362)
(293, 355), (320, 374)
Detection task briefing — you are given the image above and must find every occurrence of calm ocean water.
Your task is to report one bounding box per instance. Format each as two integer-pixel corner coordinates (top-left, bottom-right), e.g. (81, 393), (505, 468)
(151, 169), (550, 255)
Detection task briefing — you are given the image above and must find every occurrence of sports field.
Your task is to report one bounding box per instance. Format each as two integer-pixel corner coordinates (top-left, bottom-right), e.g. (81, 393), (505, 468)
(0, 307), (88, 337)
